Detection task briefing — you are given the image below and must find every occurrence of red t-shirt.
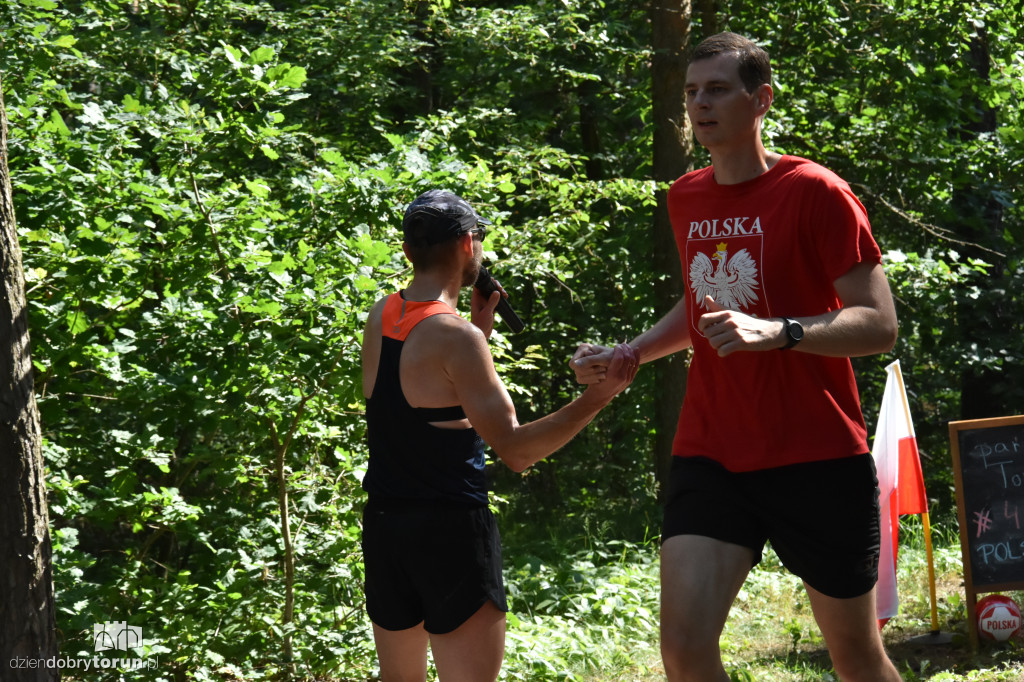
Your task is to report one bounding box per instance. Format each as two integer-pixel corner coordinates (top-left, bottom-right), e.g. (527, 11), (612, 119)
(668, 155), (881, 472)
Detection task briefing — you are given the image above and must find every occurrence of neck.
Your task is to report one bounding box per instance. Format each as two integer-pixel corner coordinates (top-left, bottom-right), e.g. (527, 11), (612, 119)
(709, 140), (781, 186)
(404, 269), (463, 309)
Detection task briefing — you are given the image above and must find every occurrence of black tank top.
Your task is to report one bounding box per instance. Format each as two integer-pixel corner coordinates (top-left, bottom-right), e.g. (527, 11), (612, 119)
(363, 292), (488, 508)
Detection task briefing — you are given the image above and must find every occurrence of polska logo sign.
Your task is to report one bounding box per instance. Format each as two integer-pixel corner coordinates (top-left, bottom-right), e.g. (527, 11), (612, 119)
(977, 594), (1022, 642)
(94, 621), (143, 651)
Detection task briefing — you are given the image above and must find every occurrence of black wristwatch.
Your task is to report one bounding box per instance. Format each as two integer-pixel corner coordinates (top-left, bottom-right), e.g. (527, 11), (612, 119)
(780, 317), (804, 350)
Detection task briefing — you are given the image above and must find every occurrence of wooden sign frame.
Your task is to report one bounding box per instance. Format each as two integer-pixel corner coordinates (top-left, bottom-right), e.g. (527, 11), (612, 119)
(949, 414), (1024, 649)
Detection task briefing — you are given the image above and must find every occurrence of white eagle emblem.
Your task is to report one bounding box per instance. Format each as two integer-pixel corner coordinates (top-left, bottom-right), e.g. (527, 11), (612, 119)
(689, 242), (760, 311)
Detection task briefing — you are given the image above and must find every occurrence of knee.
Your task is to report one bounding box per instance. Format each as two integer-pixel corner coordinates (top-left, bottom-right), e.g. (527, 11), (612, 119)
(660, 627), (725, 682)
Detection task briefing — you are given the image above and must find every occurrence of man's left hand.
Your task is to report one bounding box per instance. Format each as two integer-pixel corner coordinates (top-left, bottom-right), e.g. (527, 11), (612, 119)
(696, 295), (783, 357)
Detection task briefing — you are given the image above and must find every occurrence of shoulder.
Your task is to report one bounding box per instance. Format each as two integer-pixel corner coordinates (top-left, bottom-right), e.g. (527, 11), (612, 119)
(774, 156), (866, 213)
(406, 309), (495, 377)
(672, 165), (715, 190)
(779, 155), (851, 191)
(364, 295), (389, 332)
(400, 305), (486, 350)
(425, 310), (489, 351)
(369, 295), (390, 316)
(668, 166), (716, 207)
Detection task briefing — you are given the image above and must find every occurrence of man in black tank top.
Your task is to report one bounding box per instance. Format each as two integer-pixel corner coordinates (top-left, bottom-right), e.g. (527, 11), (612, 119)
(360, 190), (639, 681)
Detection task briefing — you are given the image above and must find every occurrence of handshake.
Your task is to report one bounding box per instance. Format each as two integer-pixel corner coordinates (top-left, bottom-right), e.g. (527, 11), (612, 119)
(570, 342), (640, 401)
(473, 266), (639, 399)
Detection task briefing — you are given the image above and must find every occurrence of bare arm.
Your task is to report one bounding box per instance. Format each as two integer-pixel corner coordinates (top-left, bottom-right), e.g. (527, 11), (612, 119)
(803, 261), (898, 356)
(626, 295), (694, 363)
(572, 260), (896, 384)
(571, 295), (693, 384)
(697, 261), (898, 357)
(361, 297), (387, 399)
(447, 325), (638, 472)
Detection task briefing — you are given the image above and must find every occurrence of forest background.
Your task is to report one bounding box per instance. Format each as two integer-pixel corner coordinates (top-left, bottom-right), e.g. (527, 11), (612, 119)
(1, 0), (1023, 680)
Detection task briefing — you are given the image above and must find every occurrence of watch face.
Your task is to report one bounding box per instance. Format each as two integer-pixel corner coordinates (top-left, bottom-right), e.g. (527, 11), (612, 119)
(784, 318), (803, 348)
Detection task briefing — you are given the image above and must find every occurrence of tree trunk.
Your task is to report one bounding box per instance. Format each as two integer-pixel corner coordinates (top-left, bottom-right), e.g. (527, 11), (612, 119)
(578, 78), (603, 181)
(955, 31), (1006, 420)
(0, 77), (60, 680)
(649, 0), (695, 496)
(407, 0), (440, 115)
(698, 0), (718, 36)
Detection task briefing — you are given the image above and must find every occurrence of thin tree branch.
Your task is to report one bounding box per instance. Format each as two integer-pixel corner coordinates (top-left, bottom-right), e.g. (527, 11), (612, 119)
(854, 183), (1006, 259)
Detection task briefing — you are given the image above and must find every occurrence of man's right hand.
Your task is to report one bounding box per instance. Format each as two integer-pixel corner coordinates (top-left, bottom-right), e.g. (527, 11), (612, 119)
(470, 286), (502, 339)
(580, 343), (638, 401)
(571, 343), (615, 384)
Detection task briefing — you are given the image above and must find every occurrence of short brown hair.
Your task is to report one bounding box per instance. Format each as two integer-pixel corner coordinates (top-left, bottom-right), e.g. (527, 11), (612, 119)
(404, 238), (462, 272)
(692, 32), (771, 93)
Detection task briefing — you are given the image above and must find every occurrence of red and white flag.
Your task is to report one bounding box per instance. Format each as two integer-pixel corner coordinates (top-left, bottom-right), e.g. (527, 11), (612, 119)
(871, 360), (928, 625)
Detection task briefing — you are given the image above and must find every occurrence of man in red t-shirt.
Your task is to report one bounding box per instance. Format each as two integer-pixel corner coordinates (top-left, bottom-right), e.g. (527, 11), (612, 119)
(573, 33), (901, 681)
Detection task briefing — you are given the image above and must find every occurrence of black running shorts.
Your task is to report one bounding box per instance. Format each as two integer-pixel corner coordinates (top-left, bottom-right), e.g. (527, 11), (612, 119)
(362, 502), (509, 634)
(661, 454), (881, 599)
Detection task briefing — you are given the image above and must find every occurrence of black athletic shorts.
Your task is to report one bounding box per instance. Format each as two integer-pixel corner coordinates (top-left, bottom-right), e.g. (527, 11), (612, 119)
(362, 501), (509, 634)
(661, 453), (881, 599)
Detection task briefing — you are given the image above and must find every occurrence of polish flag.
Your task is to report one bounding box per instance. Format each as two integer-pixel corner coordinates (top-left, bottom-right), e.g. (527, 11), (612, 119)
(872, 360), (928, 626)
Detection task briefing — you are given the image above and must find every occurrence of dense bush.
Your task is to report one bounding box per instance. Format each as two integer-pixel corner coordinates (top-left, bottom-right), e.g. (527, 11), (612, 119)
(2, 0), (1021, 679)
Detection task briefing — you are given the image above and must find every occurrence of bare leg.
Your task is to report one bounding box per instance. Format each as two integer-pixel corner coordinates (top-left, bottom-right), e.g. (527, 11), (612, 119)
(661, 535), (754, 682)
(430, 600), (506, 682)
(804, 583), (902, 681)
(372, 621), (429, 682)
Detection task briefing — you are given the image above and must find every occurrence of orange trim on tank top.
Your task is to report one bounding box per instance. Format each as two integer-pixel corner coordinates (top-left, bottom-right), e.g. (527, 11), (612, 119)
(381, 293), (457, 341)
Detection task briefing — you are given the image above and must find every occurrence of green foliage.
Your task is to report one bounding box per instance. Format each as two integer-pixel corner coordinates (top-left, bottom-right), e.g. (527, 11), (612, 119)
(1, 0), (1022, 679)
(502, 541), (660, 680)
(856, 249), (993, 516)
(498, 532), (1024, 682)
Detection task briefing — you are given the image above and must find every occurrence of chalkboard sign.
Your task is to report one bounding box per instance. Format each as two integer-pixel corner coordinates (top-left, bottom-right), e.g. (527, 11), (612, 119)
(949, 414), (1024, 648)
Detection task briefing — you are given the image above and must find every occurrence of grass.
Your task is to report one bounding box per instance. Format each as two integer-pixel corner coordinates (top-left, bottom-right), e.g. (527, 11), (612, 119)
(498, 519), (1024, 682)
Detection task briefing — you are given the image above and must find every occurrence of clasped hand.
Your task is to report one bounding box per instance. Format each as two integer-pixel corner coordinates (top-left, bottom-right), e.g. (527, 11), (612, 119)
(571, 296), (782, 382)
(570, 343), (639, 398)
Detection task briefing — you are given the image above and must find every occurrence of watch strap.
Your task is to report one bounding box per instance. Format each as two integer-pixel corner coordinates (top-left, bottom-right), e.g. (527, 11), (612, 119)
(781, 317), (803, 350)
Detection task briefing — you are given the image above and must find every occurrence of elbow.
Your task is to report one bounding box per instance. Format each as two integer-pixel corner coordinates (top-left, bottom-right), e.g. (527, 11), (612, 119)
(492, 443), (537, 473)
(849, 316), (898, 357)
(879, 315), (898, 353)
(881, 331), (898, 354)
(506, 459), (531, 474)
(860, 306), (898, 355)
(867, 326), (897, 356)
(497, 449), (532, 473)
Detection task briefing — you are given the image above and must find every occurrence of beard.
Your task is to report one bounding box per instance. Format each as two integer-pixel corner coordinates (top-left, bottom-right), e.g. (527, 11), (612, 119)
(461, 259), (481, 288)
(461, 248), (482, 287)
